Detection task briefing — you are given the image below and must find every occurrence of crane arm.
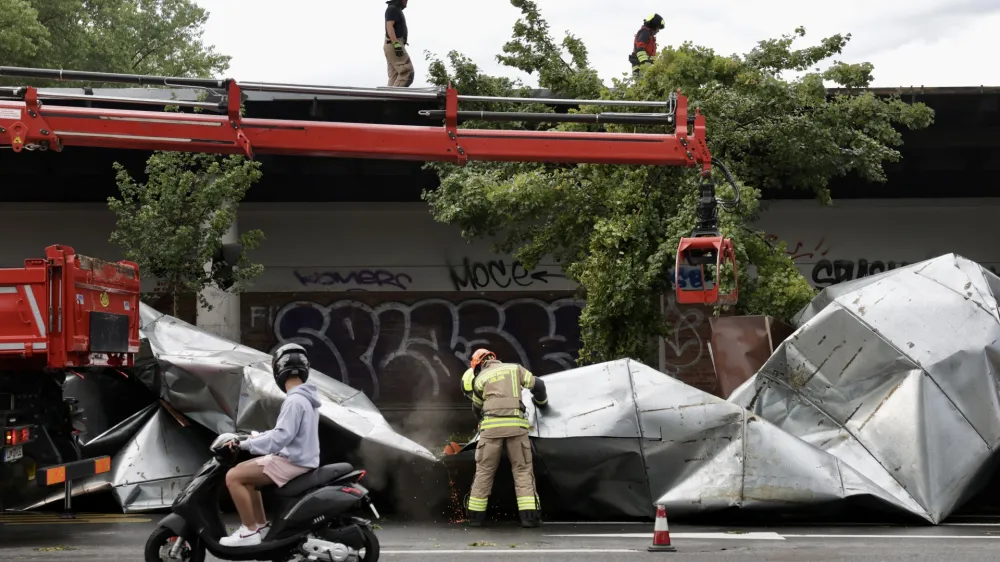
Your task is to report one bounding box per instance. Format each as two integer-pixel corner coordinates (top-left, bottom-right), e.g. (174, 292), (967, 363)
(0, 67), (710, 169)
(0, 66), (736, 306)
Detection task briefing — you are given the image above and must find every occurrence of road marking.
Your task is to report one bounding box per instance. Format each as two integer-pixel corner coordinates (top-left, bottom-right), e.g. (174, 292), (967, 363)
(545, 532), (785, 540)
(548, 521), (649, 525)
(383, 549), (640, 555)
(783, 534), (1000, 539)
(943, 523), (1000, 526)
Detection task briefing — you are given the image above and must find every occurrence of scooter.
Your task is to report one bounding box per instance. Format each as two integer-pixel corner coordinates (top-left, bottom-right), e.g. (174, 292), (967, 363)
(144, 432), (381, 562)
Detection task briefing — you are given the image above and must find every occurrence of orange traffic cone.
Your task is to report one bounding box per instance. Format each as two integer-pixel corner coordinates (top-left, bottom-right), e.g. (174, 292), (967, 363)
(648, 504), (677, 552)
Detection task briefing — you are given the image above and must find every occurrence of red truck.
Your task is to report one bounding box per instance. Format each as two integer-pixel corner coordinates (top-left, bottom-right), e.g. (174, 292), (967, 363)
(0, 245), (140, 509)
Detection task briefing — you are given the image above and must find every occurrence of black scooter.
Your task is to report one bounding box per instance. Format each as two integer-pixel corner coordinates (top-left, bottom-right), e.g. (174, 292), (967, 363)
(144, 432), (380, 562)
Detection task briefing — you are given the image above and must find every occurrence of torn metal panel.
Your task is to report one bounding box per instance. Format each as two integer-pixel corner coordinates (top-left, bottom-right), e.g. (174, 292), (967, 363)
(527, 361), (641, 439)
(450, 358), (918, 521)
(731, 253), (1000, 523)
(19, 304), (437, 513)
(139, 307), (432, 461)
(110, 405), (213, 513)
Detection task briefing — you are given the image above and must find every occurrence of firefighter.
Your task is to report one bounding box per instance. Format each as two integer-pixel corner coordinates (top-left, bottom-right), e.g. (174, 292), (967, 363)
(461, 349), (549, 528)
(629, 13), (665, 74)
(384, 0), (414, 87)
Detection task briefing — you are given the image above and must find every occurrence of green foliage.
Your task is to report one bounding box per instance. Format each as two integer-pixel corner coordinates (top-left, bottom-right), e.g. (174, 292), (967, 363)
(108, 152), (264, 317)
(423, 1), (934, 364)
(4, 0), (257, 320)
(0, 0), (229, 86)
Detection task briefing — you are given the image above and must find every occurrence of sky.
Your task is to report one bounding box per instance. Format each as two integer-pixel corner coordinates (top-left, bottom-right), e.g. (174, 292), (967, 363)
(192, 0), (1000, 89)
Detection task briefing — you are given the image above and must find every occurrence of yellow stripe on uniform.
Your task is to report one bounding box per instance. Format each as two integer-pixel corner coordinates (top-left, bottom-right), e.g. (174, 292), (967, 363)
(479, 417), (530, 430)
(461, 369), (475, 392)
(517, 495), (540, 510)
(467, 496), (489, 512)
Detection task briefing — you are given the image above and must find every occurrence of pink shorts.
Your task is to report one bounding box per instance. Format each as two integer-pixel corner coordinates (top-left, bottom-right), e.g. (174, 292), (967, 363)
(255, 454), (311, 487)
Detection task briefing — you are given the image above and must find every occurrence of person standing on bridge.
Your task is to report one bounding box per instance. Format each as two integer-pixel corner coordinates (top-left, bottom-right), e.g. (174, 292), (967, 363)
(460, 349), (548, 528)
(629, 13), (665, 75)
(384, 0), (414, 87)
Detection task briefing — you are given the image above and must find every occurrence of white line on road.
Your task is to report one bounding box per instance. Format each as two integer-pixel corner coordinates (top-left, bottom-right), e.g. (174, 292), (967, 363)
(942, 523), (1000, 526)
(545, 532), (785, 540)
(547, 532), (1000, 541)
(383, 549), (640, 555)
(550, 521), (650, 525)
(783, 534), (1000, 539)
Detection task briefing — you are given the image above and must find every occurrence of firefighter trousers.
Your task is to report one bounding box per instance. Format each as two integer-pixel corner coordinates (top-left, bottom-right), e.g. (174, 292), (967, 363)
(467, 432), (539, 513)
(383, 41), (414, 87)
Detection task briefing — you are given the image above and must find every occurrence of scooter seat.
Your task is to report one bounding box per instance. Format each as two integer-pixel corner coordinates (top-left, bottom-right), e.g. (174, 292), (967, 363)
(272, 462), (355, 498)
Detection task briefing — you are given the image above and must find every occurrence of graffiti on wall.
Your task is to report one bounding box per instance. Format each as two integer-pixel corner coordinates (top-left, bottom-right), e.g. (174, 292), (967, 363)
(292, 269), (414, 291)
(760, 234), (996, 288)
(781, 236), (832, 262)
(658, 294), (719, 394)
(258, 297), (585, 404)
(447, 258), (565, 291)
(661, 295), (709, 376)
(810, 259), (910, 287)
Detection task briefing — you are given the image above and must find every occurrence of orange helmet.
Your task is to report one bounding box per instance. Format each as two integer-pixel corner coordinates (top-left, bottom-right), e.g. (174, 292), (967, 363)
(470, 348), (496, 369)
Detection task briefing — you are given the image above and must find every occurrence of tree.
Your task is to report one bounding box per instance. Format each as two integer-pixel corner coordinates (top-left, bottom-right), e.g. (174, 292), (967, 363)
(423, 0), (934, 365)
(0, 0), (257, 319)
(0, 0), (229, 85)
(108, 151), (265, 318)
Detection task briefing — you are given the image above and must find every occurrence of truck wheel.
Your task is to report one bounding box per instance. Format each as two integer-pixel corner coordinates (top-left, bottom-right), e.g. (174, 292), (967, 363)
(144, 526), (205, 562)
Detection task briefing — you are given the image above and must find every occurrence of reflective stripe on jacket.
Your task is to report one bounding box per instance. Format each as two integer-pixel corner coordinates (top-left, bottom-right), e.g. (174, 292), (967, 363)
(471, 360), (535, 430)
(633, 26), (656, 64)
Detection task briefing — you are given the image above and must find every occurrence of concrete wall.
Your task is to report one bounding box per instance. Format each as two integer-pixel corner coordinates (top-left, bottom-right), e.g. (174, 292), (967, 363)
(753, 198), (1000, 287)
(4, 198), (999, 417)
(8, 198), (997, 290)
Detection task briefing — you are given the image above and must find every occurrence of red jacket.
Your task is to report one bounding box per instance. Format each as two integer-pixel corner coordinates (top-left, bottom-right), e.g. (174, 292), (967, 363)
(633, 26), (657, 58)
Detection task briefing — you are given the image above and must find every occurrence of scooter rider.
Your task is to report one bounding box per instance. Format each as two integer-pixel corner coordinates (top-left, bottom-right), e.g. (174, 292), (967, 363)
(220, 343), (322, 547)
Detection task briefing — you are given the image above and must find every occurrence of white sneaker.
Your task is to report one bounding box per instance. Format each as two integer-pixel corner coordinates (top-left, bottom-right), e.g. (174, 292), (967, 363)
(258, 522), (271, 539)
(219, 525), (262, 547)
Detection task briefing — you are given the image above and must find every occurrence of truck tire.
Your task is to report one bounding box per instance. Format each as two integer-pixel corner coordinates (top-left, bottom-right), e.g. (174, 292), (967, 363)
(144, 525), (205, 562)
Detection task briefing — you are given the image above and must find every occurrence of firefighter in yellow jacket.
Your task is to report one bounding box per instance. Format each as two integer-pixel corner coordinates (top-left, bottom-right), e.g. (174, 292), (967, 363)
(461, 348), (548, 528)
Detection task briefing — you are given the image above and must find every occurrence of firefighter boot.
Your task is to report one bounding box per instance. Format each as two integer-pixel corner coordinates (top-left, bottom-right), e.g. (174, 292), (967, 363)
(466, 509), (487, 527)
(519, 509), (541, 528)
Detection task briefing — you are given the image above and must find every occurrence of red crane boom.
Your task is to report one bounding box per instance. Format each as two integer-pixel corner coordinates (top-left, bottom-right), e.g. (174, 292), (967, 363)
(0, 66), (737, 305)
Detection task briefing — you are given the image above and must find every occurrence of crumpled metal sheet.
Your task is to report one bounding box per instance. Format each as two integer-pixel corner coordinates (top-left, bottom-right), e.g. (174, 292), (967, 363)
(24, 304), (436, 513)
(444, 254), (1000, 523)
(729, 253), (1000, 523)
(138, 306), (433, 458)
(22, 402), (210, 512)
(445, 358), (915, 521)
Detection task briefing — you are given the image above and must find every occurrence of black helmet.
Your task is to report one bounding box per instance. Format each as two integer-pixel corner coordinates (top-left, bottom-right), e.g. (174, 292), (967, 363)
(272, 343), (311, 392)
(644, 13), (665, 31)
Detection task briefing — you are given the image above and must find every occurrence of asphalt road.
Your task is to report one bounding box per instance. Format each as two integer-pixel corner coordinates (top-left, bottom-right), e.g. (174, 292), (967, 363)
(4, 513), (1000, 561)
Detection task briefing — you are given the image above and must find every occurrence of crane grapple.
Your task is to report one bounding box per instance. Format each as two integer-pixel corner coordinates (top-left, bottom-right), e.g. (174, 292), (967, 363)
(676, 236), (738, 306)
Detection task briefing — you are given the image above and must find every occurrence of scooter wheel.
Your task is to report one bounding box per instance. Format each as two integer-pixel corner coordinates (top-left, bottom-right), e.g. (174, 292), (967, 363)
(144, 526), (206, 562)
(358, 525), (381, 561)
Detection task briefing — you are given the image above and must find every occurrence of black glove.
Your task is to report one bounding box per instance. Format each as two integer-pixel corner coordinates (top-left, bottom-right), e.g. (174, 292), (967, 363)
(531, 378), (549, 409)
(393, 40), (404, 57)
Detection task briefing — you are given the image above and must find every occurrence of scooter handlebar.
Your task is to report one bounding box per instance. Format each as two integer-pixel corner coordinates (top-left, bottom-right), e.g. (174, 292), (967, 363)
(210, 432), (245, 452)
